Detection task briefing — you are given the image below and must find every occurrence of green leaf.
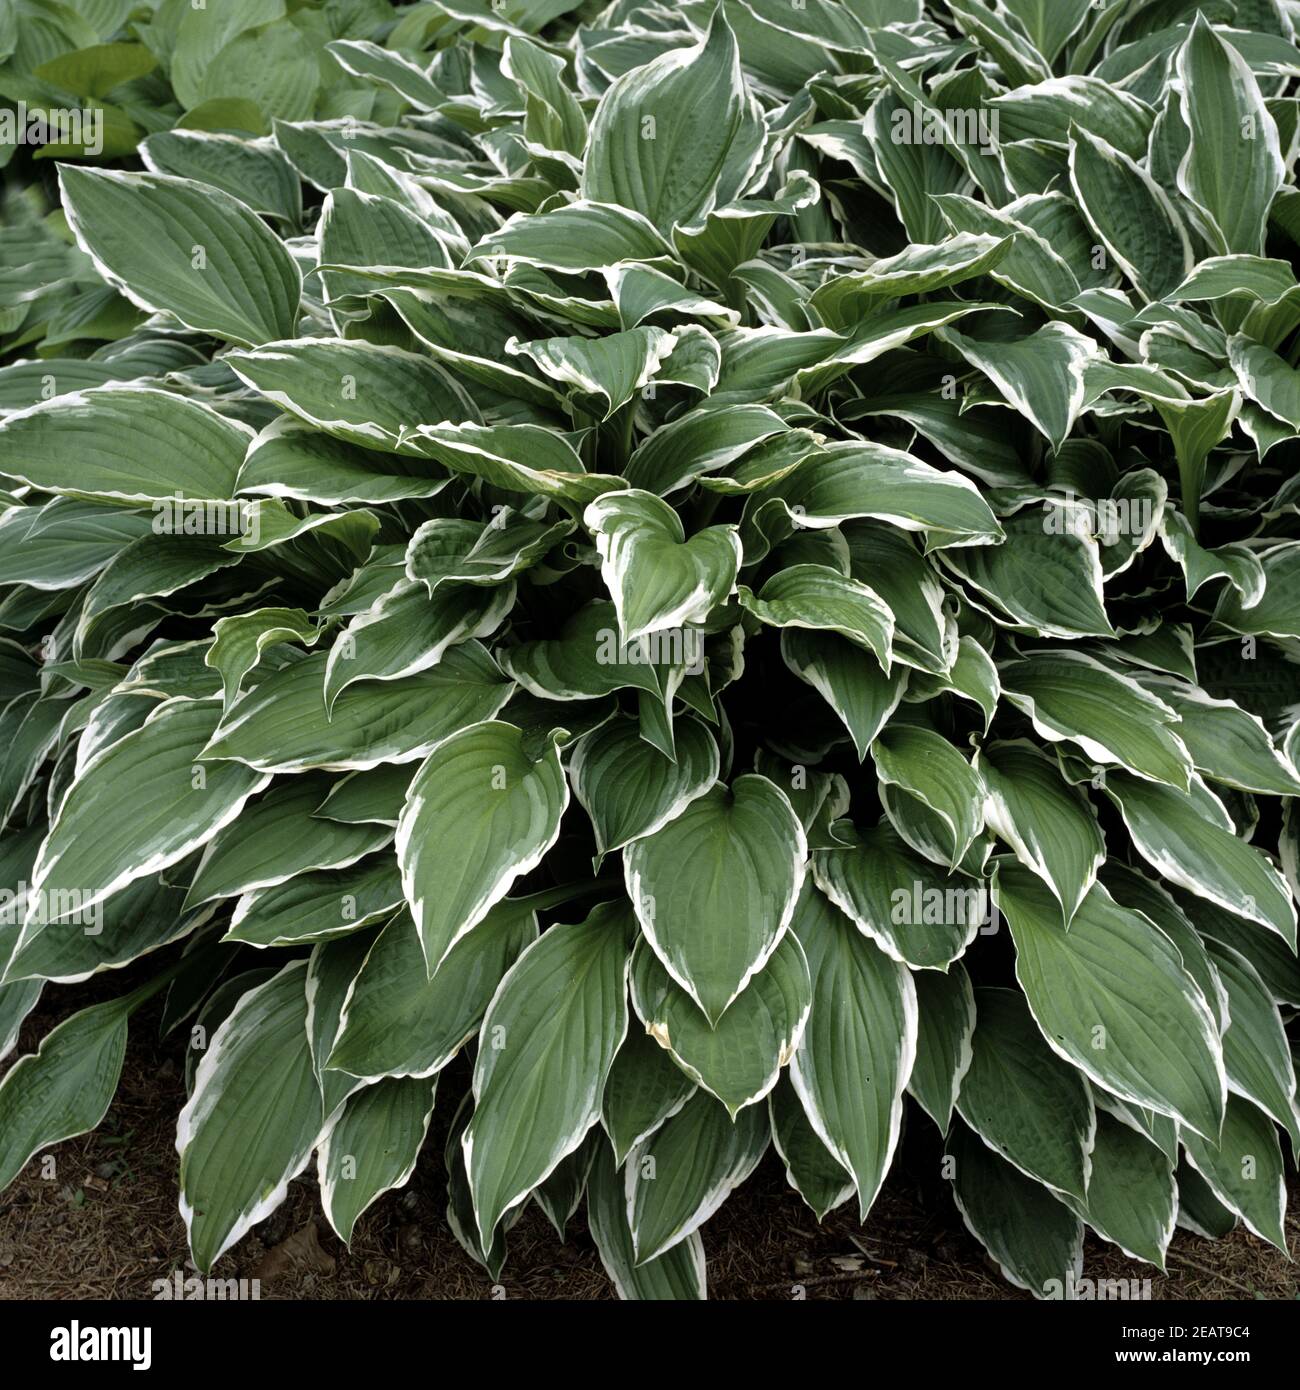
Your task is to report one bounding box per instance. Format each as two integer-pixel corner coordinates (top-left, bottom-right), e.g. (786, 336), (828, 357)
(226, 339), (478, 454)
(0, 386), (252, 502)
(464, 901), (632, 1248)
(324, 580), (513, 714)
(0, 502), (151, 590)
(1068, 127), (1191, 301)
(59, 167), (300, 347)
(941, 324), (1101, 451)
(184, 776), (389, 907)
(397, 721), (568, 975)
(0, 996), (130, 1192)
(763, 442), (1004, 551)
(1147, 680), (1300, 796)
(508, 327), (676, 419)
(781, 630), (909, 760)
(1227, 335), (1300, 431)
(768, 1077), (854, 1221)
(1180, 1096), (1287, 1250)
(940, 510), (1115, 639)
(626, 1089), (768, 1263)
(1104, 771), (1296, 948)
(33, 699), (268, 920)
(977, 740), (1104, 924)
(623, 403), (788, 496)
(1205, 940), (1300, 1153)
(177, 962), (322, 1271)
(499, 602), (667, 703)
(630, 931), (810, 1117)
(946, 1121), (1083, 1299)
(318, 1076), (437, 1246)
(624, 775), (805, 1024)
(989, 76), (1153, 157)
(602, 1025), (696, 1167)
(1001, 651), (1192, 789)
(585, 489), (741, 641)
(169, 0), (284, 108)
(406, 512), (573, 594)
(872, 724), (985, 869)
(237, 419), (452, 506)
(957, 987), (1093, 1200)
(224, 856), (403, 948)
(206, 607), (320, 710)
(1213, 542), (1300, 639)
(470, 200), (674, 274)
(995, 864), (1226, 1142)
(202, 644), (512, 774)
(809, 233), (1010, 330)
(140, 129), (300, 227)
(571, 714), (718, 858)
(811, 822), (984, 967)
(1175, 15), (1285, 256)
(586, 1141), (706, 1299)
(416, 422), (627, 507)
(739, 564), (894, 671)
(328, 903), (537, 1081)
(581, 9), (764, 236)
(1067, 1112), (1175, 1270)
(908, 964), (975, 1133)
(789, 883), (916, 1220)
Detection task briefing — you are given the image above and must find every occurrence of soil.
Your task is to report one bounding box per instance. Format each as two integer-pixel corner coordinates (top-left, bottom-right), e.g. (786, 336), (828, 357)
(0, 990), (1296, 1302)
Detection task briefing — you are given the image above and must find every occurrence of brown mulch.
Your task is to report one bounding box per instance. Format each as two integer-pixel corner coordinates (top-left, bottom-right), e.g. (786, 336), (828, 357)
(0, 992), (1296, 1302)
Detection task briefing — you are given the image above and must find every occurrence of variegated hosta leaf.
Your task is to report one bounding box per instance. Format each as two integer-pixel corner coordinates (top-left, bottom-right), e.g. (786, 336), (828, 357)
(788, 884), (916, 1221)
(946, 1121), (1084, 1300)
(585, 490), (741, 642)
(1104, 772), (1297, 947)
(580, 8), (764, 237)
(58, 167), (301, 346)
(976, 740), (1104, 924)
(571, 714), (718, 858)
(602, 1025), (697, 1167)
(0, 996), (132, 1190)
(177, 962), (323, 1272)
(586, 1141), (706, 1300)
(464, 902), (632, 1249)
(33, 699), (269, 921)
(1175, 14), (1285, 257)
(625, 775), (806, 1024)
(908, 965), (975, 1134)
(759, 443), (1004, 550)
(768, 1077), (854, 1222)
(782, 629), (909, 761)
(185, 774), (390, 907)
(1179, 1096), (1288, 1250)
(397, 721), (569, 975)
(738, 565), (894, 671)
(871, 724), (985, 869)
(318, 1075), (437, 1247)
(956, 988), (1094, 1201)
(1066, 1112), (1176, 1271)
(994, 864), (1226, 1142)
(813, 823), (984, 971)
(1001, 651), (1192, 789)
(630, 932), (811, 1117)
(326, 903), (537, 1082)
(0, 386), (253, 502)
(626, 1089), (768, 1265)
(203, 645), (512, 774)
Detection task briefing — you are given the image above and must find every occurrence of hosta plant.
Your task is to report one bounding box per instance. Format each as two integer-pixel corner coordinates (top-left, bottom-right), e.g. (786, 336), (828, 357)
(1, 0), (1300, 1300)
